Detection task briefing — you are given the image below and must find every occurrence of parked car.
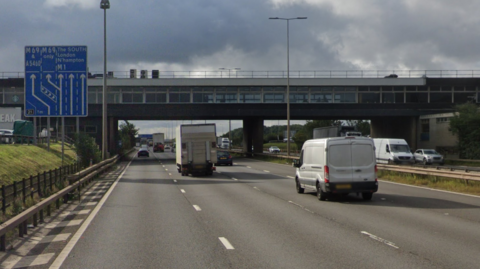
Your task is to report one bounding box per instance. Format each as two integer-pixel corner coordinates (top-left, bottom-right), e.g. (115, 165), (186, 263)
(269, 146), (281, 153)
(138, 148), (149, 157)
(216, 151), (233, 166)
(0, 129), (13, 144)
(414, 149), (444, 165)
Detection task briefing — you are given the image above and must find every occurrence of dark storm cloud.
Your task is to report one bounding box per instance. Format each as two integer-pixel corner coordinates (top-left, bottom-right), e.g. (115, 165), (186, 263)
(1, 0), (480, 73)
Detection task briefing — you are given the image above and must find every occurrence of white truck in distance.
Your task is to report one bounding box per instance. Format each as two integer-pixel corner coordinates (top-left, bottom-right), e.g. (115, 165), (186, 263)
(152, 133), (165, 152)
(313, 126), (362, 139)
(217, 137), (230, 149)
(176, 124), (217, 176)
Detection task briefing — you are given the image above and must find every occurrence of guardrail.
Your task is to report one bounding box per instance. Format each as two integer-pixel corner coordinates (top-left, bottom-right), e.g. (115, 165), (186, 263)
(4, 69), (480, 79)
(377, 164), (480, 183)
(240, 150), (480, 182)
(0, 154), (122, 251)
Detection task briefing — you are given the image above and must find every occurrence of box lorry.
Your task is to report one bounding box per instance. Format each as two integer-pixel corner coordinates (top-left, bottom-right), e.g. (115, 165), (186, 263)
(221, 138), (230, 149)
(152, 133), (165, 152)
(373, 138), (414, 164)
(293, 137), (378, 201)
(216, 137), (230, 149)
(176, 124), (217, 176)
(313, 126), (362, 139)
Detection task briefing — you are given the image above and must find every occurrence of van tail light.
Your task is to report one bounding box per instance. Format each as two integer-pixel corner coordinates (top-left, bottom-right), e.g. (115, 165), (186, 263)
(229, 155), (232, 159)
(375, 165), (378, 182)
(324, 165), (330, 183)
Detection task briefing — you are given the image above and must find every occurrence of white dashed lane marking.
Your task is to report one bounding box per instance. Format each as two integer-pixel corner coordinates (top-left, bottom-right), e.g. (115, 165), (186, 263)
(193, 205), (202, 211)
(219, 237), (235, 250)
(361, 231), (399, 249)
(264, 170), (270, 173)
(180, 189), (186, 193)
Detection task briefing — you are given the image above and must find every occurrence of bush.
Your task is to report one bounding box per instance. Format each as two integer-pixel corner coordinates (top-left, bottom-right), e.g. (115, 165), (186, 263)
(73, 133), (102, 168)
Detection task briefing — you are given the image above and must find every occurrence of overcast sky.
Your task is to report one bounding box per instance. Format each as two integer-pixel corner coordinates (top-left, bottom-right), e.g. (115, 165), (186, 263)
(2, 0), (480, 135)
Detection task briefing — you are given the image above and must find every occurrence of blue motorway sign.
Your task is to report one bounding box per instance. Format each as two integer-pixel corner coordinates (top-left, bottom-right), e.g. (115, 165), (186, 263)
(25, 46), (88, 117)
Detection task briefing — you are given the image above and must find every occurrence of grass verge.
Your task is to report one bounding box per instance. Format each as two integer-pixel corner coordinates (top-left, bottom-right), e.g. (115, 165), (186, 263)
(378, 170), (480, 196)
(0, 143), (77, 186)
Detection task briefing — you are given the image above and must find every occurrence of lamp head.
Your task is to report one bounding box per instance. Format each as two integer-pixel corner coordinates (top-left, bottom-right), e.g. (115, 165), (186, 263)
(100, 0), (110, 9)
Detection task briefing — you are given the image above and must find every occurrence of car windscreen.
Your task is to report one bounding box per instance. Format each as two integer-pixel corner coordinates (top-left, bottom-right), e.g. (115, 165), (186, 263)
(391, 144), (410, 153)
(217, 151), (229, 157)
(423, 150), (437, 154)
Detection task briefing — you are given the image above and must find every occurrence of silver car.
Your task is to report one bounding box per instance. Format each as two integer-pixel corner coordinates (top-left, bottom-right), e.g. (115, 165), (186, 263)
(414, 149), (444, 165)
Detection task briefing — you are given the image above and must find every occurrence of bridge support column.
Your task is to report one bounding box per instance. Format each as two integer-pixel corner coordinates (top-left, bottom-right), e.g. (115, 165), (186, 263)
(371, 116), (418, 150)
(243, 118), (264, 153)
(108, 117), (118, 157)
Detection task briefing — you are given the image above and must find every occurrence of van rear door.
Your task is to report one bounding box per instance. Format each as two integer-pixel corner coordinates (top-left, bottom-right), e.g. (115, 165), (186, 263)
(327, 138), (375, 183)
(351, 140), (375, 182)
(327, 140), (354, 183)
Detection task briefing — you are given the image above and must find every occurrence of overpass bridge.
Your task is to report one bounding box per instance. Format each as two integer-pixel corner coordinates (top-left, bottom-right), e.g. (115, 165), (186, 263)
(1, 71), (478, 154)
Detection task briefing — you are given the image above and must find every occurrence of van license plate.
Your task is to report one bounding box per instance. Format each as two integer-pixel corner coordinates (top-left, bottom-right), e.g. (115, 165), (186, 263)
(336, 184), (351, 189)
(195, 165), (204, 169)
(220, 157), (226, 160)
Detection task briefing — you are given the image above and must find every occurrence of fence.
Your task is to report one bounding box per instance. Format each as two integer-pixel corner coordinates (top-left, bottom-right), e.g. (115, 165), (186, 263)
(4, 70), (480, 79)
(0, 163), (79, 215)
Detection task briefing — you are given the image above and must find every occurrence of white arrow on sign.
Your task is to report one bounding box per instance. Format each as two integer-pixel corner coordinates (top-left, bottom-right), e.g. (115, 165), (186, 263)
(46, 74), (63, 115)
(80, 74), (86, 115)
(31, 74), (51, 115)
(69, 74), (74, 115)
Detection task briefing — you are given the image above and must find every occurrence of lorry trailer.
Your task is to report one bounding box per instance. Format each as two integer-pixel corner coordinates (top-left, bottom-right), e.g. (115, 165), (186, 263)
(176, 124), (217, 176)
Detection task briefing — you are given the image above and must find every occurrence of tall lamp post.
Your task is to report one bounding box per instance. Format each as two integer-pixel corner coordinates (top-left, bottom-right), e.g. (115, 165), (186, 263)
(100, 0), (110, 160)
(269, 17), (307, 156)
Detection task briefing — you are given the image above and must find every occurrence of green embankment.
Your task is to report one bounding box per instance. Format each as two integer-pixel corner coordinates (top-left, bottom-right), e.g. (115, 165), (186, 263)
(0, 143), (77, 186)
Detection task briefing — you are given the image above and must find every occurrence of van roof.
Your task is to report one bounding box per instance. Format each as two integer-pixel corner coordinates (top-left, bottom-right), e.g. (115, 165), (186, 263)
(373, 138), (408, 144)
(303, 137), (373, 146)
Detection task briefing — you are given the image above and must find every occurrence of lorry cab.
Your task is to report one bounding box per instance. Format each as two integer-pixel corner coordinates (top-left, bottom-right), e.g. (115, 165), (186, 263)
(373, 138), (414, 164)
(293, 137), (378, 201)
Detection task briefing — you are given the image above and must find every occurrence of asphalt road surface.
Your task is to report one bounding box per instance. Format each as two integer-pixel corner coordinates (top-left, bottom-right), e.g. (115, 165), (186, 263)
(25, 149), (480, 268)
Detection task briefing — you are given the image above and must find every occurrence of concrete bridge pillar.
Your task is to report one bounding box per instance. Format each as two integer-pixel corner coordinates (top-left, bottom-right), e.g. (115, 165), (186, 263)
(243, 118), (264, 153)
(371, 116), (418, 150)
(108, 117), (118, 155)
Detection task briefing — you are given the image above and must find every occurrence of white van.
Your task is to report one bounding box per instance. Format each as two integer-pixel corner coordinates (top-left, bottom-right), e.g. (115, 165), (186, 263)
(293, 137), (378, 201)
(373, 138), (414, 165)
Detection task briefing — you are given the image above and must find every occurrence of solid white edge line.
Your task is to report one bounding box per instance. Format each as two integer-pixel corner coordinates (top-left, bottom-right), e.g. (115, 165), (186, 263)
(219, 237), (235, 250)
(379, 179), (480, 199)
(49, 159), (133, 269)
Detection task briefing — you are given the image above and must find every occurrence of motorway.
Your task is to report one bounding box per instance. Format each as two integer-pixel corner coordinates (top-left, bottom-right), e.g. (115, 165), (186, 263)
(2, 149), (480, 268)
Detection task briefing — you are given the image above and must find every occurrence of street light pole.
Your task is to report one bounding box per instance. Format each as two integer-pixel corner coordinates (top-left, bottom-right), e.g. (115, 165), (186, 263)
(269, 17), (307, 156)
(100, 0), (110, 160)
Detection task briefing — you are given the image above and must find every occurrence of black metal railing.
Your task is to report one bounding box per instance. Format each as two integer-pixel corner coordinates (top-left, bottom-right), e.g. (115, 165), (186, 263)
(0, 163), (79, 215)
